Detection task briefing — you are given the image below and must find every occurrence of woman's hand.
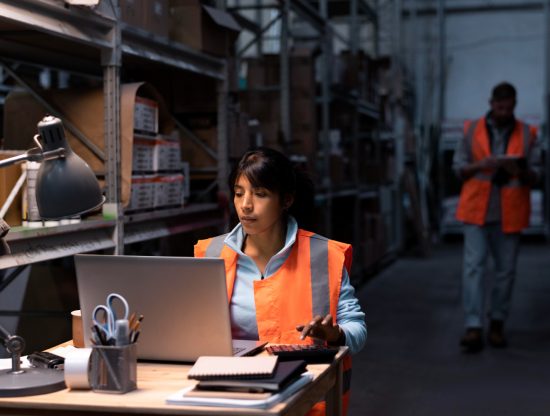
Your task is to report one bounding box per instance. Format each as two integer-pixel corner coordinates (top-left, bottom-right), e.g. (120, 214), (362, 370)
(296, 314), (345, 346)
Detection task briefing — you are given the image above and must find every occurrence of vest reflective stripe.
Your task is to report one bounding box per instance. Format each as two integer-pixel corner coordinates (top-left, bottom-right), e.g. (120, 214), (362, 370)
(310, 235), (330, 318)
(521, 123), (530, 154)
(205, 234), (227, 257)
(456, 117), (532, 232)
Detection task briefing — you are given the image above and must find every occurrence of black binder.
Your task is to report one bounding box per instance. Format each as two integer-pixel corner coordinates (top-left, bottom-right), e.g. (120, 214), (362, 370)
(195, 360), (307, 393)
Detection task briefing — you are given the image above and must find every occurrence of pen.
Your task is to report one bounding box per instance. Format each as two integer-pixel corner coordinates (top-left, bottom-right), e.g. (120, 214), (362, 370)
(128, 312), (137, 329)
(92, 325), (107, 346)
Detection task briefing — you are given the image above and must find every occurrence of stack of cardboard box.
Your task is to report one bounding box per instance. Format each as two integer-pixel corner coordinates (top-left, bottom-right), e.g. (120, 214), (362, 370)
(120, 0), (170, 38)
(128, 98), (186, 212)
(169, 0), (241, 57)
(239, 49), (317, 163)
(332, 50), (378, 104)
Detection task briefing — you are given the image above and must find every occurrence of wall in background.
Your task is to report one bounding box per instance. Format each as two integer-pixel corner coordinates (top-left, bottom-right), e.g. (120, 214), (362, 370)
(402, 2), (544, 125)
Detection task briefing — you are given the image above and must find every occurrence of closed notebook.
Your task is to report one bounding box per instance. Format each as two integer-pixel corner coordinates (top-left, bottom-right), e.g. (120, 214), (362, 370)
(197, 360), (307, 392)
(187, 356), (278, 380)
(166, 373), (315, 409)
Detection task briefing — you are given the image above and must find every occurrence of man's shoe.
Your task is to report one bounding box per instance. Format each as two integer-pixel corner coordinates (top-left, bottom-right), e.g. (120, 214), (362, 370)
(488, 320), (508, 348)
(460, 328), (483, 353)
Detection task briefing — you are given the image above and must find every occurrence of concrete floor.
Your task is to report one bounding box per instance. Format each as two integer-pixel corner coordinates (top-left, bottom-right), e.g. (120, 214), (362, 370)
(348, 242), (550, 416)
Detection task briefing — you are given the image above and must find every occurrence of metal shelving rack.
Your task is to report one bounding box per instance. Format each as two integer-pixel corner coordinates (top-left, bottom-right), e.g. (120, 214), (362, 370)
(0, 0), (228, 269)
(230, 0), (402, 281)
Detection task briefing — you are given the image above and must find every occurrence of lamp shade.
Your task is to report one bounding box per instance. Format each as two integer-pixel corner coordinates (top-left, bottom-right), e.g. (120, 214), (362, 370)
(34, 116), (104, 219)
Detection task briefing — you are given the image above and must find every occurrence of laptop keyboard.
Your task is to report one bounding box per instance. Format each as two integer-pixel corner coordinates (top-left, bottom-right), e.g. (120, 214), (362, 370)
(266, 344), (338, 363)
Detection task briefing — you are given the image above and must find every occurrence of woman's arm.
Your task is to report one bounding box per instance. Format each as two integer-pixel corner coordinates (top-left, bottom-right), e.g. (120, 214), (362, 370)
(334, 267), (367, 354)
(296, 267), (367, 354)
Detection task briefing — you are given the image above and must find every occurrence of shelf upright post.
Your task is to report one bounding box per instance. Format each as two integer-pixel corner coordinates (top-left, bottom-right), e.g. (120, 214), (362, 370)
(215, 0), (230, 231)
(350, 0), (361, 271)
(544, 0), (550, 238)
(395, 0), (405, 251)
(256, 0), (263, 55)
(217, 62), (229, 200)
(319, 0), (332, 237)
(280, 0), (291, 146)
(102, 0), (123, 254)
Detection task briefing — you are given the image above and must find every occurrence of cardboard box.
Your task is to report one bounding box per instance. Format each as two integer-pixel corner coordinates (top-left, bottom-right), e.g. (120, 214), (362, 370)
(120, 0), (169, 38)
(132, 134), (157, 172)
(0, 151), (24, 226)
(169, 0), (241, 57)
(179, 111), (251, 168)
(146, 0), (170, 38)
(154, 136), (182, 171)
(3, 83), (174, 208)
(126, 175), (156, 212)
(154, 174), (184, 208)
(246, 55), (280, 88)
(179, 126), (217, 169)
(120, 0), (143, 28)
(329, 154), (346, 187)
(228, 111), (251, 159)
(245, 51), (316, 95)
(134, 96), (159, 134)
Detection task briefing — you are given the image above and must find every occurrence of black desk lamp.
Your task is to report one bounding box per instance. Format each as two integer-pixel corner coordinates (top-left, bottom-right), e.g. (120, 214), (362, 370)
(0, 115), (105, 396)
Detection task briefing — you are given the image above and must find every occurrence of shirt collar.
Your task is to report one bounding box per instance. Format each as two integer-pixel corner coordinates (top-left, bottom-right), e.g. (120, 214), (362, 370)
(224, 216), (298, 258)
(486, 111), (515, 132)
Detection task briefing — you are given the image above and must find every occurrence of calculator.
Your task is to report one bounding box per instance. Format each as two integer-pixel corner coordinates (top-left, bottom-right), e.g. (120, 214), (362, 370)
(266, 344), (339, 364)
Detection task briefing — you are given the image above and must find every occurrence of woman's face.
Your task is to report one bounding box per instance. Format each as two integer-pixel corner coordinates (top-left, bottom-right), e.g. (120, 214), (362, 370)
(233, 174), (288, 236)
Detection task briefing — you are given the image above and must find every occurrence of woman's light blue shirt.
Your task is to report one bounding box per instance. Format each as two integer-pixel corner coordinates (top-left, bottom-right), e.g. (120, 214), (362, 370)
(223, 216), (367, 355)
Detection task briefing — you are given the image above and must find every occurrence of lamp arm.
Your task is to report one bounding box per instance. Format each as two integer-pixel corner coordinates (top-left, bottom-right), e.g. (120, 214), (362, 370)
(0, 152), (33, 169)
(0, 148), (65, 169)
(0, 322), (10, 340)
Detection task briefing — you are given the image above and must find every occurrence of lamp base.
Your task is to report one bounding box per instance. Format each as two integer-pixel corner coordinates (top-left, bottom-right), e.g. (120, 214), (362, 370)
(0, 367), (65, 397)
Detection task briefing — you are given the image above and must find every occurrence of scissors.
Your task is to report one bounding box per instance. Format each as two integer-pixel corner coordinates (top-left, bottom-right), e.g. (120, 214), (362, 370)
(92, 293), (129, 344)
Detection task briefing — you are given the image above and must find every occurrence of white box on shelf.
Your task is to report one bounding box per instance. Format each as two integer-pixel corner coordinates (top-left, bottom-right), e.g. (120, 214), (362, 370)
(127, 175), (156, 212)
(154, 174), (184, 208)
(134, 96), (159, 134)
(154, 136), (182, 172)
(132, 134), (157, 172)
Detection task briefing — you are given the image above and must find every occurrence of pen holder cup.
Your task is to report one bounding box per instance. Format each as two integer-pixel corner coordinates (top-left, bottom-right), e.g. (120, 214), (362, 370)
(90, 343), (137, 394)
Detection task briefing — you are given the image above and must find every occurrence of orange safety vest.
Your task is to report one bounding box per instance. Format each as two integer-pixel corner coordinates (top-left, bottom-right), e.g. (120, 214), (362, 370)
(195, 229), (354, 416)
(456, 117), (536, 233)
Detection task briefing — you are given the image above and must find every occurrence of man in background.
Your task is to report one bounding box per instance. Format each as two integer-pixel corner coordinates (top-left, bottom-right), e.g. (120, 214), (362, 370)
(453, 82), (540, 353)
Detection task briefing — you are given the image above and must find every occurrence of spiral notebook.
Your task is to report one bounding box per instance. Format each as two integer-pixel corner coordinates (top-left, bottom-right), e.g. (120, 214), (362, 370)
(188, 356), (278, 381)
(197, 360), (307, 392)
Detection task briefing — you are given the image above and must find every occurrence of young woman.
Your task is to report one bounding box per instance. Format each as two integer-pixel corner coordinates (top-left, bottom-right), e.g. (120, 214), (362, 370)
(194, 147), (366, 415)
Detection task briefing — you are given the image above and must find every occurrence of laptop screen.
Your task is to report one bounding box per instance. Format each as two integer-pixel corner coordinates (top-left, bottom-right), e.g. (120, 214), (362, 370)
(75, 254), (234, 362)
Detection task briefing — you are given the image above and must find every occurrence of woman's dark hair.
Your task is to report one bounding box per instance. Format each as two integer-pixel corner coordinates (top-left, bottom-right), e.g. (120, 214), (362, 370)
(229, 147), (315, 229)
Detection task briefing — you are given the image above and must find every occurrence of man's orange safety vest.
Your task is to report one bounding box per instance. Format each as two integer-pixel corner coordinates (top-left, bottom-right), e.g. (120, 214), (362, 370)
(195, 229), (354, 416)
(456, 117), (536, 233)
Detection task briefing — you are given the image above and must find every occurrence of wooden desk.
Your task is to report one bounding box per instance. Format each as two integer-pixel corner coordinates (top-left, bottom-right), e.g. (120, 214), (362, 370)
(0, 347), (347, 416)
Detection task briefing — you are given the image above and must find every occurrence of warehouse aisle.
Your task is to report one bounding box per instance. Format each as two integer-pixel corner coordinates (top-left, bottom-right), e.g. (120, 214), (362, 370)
(348, 242), (550, 416)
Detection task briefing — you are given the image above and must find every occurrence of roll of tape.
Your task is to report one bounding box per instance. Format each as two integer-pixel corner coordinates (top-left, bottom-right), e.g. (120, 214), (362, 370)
(64, 347), (92, 390)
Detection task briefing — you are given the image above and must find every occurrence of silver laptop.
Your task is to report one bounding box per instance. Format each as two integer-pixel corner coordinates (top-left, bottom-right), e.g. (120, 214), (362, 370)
(74, 254), (265, 362)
